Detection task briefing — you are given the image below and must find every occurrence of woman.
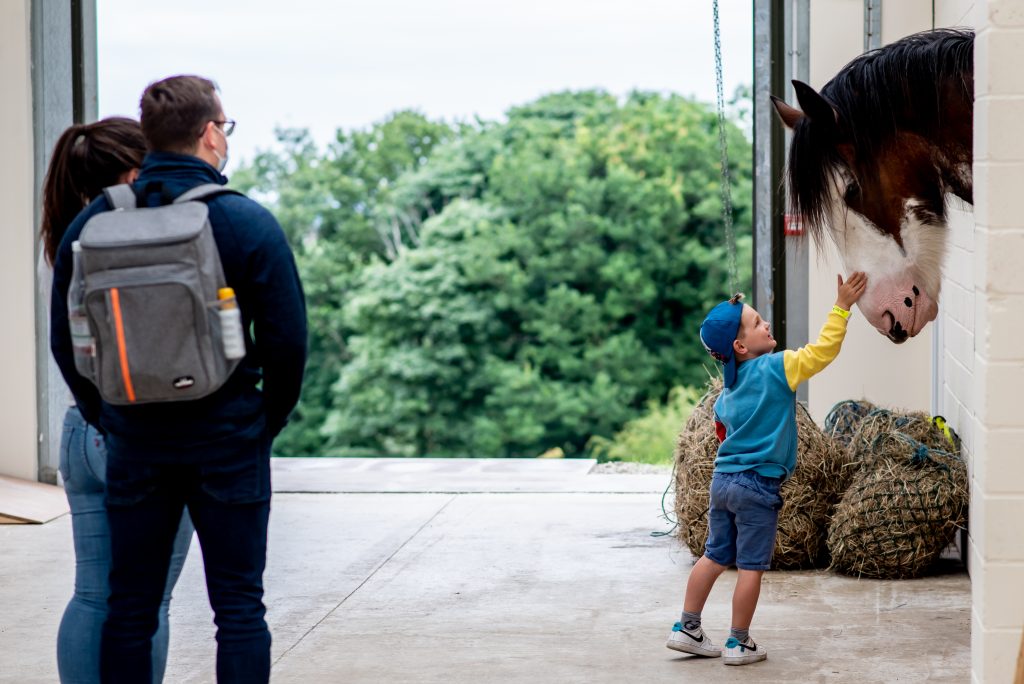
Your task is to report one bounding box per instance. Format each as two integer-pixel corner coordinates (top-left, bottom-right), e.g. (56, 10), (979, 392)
(41, 117), (194, 684)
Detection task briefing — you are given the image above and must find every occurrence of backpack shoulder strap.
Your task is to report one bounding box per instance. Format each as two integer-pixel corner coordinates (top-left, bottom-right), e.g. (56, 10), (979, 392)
(173, 183), (245, 204)
(103, 184), (138, 210)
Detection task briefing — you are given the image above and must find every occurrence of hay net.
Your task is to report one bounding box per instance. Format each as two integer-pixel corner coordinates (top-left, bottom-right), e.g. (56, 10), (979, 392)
(827, 432), (967, 579)
(823, 399), (875, 447)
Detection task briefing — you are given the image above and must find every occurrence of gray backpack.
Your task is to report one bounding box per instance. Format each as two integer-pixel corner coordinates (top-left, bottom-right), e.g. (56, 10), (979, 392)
(68, 183), (246, 405)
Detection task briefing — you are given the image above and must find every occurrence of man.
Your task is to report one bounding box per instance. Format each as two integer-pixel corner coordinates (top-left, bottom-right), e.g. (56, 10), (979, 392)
(50, 75), (307, 683)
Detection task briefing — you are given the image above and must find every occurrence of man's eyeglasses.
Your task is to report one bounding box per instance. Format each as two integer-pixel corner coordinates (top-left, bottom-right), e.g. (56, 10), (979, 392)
(212, 119), (236, 137)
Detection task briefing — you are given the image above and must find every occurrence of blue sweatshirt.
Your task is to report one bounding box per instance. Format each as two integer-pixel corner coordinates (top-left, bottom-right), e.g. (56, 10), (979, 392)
(713, 310), (851, 480)
(50, 152), (308, 462)
(713, 353), (796, 479)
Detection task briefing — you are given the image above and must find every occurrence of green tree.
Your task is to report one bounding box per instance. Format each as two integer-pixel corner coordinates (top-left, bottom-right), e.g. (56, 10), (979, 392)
(239, 91), (753, 457)
(233, 113), (456, 455)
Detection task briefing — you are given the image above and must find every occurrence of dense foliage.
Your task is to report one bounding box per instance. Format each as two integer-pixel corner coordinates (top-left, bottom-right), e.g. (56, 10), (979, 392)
(233, 91), (752, 457)
(588, 386), (704, 465)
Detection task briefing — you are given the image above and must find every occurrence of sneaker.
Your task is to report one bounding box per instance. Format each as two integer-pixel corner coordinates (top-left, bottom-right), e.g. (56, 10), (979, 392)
(666, 622), (722, 657)
(722, 636), (767, 665)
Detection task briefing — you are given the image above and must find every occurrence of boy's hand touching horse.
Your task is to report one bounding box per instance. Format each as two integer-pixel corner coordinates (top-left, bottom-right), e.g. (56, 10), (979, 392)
(836, 272), (868, 310)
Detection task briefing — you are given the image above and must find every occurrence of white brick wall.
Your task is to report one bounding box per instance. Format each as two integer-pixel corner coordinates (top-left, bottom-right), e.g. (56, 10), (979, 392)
(938, 202), (974, 458)
(968, 2), (1024, 681)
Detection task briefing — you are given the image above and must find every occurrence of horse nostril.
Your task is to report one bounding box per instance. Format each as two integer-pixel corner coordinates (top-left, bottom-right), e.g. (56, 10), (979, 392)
(904, 297), (913, 307)
(912, 285), (920, 296)
(889, 320), (909, 343)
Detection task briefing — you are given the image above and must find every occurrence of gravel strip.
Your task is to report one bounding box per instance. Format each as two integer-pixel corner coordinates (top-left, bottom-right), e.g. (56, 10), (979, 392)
(589, 461), (673, 475)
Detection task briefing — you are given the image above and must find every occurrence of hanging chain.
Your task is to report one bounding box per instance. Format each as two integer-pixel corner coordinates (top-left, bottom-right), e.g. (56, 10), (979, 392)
(713, 0), (738, 295)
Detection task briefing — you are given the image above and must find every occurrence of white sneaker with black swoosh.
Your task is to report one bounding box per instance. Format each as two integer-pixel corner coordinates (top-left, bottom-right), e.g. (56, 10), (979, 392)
(722, 636), (767, 665)
(666, 622), (722, 657)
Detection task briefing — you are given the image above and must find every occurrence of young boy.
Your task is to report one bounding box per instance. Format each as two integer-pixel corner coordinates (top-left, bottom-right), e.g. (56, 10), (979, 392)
(667, 271), (867, 666)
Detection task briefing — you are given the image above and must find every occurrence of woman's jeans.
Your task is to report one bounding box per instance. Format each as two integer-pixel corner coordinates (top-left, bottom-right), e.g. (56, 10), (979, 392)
(56, 407), (194, 684)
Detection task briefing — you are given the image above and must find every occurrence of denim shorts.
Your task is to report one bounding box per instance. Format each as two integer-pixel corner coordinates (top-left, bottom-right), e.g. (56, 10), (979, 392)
(704, 470), (783, 571)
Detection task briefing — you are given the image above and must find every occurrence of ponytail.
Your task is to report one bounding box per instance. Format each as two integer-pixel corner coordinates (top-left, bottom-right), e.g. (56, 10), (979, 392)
(40, 117), (146, 265)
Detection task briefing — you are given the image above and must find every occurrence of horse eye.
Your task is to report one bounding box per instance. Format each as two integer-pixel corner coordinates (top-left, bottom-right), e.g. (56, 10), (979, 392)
(844, 182), (861, 203)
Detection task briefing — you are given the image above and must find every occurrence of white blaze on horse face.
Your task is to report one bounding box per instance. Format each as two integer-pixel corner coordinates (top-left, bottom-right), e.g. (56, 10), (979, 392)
(822, 176), (946, 341)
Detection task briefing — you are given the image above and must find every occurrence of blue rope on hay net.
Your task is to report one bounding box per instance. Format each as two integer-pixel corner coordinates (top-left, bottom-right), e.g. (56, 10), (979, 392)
(823, 399), (874, 446)
(910, 440), (933, 465)
(825, 402), (961, 454)
(870, 432), (956, 472)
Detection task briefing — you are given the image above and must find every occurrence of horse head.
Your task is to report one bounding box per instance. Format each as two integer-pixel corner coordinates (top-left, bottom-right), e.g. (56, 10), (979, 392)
(771, 30), (973, 343)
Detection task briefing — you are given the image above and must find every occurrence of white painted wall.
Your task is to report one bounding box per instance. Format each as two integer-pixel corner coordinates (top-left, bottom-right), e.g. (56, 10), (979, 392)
(803, 0), (934, 423)
(0, 0), (40, 481)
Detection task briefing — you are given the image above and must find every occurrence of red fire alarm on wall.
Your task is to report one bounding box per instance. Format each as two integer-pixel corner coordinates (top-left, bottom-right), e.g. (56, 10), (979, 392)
(784, 214), (804, 236)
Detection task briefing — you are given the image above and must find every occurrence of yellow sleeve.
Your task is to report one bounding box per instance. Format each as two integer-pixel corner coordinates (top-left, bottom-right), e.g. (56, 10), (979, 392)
(782, 310), (850, 391)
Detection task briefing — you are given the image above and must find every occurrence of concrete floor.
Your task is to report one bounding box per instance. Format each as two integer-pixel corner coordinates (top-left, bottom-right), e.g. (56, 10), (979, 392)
(0, 458), (969, 683)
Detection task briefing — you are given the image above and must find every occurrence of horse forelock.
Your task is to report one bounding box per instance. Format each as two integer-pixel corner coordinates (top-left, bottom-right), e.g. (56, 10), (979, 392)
(786, 117), (848, 247)
(822, 29), (974, 164)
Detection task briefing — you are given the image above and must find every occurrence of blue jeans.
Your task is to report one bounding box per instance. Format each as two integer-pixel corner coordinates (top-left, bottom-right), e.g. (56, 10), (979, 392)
(57, 407), (193, 684)
(705, 470), (783, 571)
(100, 436), (272, 684)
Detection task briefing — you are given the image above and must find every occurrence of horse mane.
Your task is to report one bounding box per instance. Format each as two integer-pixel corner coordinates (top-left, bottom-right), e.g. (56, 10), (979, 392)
(786, 28), (974, 243)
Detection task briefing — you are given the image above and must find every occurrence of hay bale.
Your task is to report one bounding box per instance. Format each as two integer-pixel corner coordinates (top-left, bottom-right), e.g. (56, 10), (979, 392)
(681, 378), (722, 433)
(778, 403), (850, 567)
(673, 426), (717, 557)
(849, 409), (953, 455)
(823, 399), (875, 448)
(673, 383), (838, 569)
(827, 433), (967, 579)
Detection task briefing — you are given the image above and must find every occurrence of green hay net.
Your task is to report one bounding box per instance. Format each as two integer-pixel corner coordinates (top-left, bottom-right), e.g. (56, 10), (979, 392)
(827, 433), (967, 579)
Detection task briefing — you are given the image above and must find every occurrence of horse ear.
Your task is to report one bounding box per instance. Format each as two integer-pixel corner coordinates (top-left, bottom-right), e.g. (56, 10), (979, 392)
(792, 80), (839, 129)
(770, 95), (803, 130)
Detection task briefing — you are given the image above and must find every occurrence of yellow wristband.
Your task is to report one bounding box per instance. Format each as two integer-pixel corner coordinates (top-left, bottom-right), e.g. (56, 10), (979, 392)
(832, 305), (851, 319)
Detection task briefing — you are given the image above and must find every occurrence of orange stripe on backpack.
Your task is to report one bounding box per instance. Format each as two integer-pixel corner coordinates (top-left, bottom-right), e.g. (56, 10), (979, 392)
(109, 288), (136, 403)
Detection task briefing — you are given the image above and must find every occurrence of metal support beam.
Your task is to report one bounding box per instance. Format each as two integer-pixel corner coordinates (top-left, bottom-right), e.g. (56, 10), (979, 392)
(784, 0), (810, 400)
(32, 0), (97, 483)
(752, 0), (787, 348)
(864, 0), (882, 52)
(72, 0), (99, 122)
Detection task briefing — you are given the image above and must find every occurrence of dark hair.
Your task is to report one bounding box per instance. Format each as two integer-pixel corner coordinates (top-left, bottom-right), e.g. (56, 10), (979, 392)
(140, 75), (221, 154)
(40, 117), (146, 265)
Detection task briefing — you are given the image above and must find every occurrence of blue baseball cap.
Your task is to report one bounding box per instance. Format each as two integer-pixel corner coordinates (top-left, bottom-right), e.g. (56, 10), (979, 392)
(700, 296), (744, 389)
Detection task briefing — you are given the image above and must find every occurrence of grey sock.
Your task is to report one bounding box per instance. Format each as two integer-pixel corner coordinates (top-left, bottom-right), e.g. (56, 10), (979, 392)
(729, 627), (750, 643)
(681, 610), (701, 631)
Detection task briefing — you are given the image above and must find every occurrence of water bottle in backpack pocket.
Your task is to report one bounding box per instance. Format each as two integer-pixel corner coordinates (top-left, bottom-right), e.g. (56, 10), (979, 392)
(217, 287), (247, 360)
(68, 240), (97, 381)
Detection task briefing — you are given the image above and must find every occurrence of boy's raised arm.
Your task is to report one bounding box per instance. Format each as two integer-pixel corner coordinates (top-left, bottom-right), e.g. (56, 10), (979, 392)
(782, 272), (867, 391)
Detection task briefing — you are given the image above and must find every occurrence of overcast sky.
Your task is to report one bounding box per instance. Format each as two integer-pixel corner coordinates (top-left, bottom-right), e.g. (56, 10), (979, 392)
(97, 0), (753, 166)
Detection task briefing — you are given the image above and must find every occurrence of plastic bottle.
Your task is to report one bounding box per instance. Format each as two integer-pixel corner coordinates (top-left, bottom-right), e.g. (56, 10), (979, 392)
(217, 287), (246, 359)
(68, 241), (96, 376)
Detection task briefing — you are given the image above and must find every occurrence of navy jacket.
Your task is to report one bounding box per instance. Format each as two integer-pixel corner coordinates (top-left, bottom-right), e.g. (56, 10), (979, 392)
(50, 152), (308, 462)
